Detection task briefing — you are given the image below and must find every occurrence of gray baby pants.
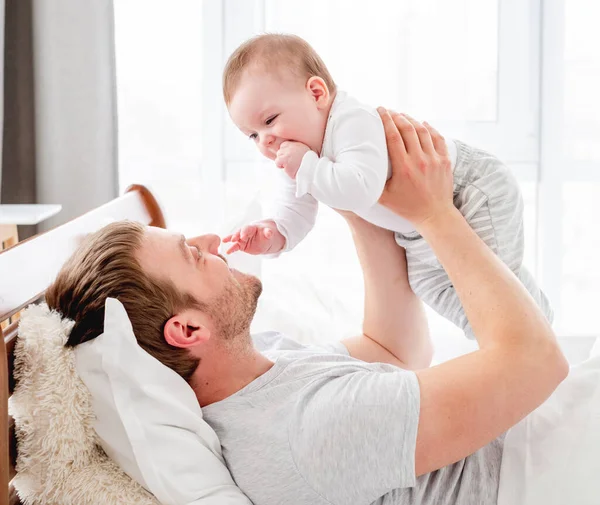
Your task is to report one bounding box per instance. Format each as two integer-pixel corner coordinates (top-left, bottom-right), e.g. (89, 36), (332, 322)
(395, 140), (553, 339)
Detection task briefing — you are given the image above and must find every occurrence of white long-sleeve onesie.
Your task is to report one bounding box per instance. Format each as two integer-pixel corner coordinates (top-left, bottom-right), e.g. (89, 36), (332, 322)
(267, 91), (457, 253)
(266, 91), (552, 338)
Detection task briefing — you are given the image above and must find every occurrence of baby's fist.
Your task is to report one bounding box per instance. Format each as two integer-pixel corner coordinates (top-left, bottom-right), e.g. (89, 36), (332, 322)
(275, 141), (311, 180)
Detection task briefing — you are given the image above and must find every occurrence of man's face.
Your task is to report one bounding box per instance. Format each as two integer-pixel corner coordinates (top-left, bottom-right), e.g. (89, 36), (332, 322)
(136, 226), (262, 339)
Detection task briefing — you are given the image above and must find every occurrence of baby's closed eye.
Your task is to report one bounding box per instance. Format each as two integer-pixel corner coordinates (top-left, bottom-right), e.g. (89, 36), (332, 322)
(265, 114), (278, 125)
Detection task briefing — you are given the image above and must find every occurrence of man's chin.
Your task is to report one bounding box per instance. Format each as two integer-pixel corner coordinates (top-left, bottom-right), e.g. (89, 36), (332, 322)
(250, 276), (263, 299)
(245, 272), (263, 299)
(230, 268), (262, 297)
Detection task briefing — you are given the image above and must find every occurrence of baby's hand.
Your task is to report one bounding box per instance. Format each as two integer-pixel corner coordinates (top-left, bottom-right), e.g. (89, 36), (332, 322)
(275, 141), (311, 179)
(223, 220), (286, 255)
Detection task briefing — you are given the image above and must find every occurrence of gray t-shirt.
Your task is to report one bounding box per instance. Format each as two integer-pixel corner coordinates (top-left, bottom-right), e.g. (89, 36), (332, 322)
(202, 332), (504, 505)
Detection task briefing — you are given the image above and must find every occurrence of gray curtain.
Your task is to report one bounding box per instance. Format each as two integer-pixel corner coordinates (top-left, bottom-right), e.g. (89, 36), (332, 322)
(1, 0), (118, 236)
(2, 0), (36, 238)
(0, 0), (3, 199)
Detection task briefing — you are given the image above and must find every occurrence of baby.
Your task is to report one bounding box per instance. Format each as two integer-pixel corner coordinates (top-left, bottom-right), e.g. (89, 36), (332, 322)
(222, 33), (553, 338)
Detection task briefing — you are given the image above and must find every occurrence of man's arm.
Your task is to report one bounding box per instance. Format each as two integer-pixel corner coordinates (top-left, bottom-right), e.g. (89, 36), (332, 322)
(341, 214), (433, 370)
(376, 109), (568, 477)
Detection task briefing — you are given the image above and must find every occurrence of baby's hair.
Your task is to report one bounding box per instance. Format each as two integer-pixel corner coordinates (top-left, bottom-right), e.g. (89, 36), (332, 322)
(222, 33), (337, 105)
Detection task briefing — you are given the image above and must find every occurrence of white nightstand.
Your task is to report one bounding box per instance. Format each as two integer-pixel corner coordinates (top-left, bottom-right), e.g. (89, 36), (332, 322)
(0, 204), (62, 327)
(0, 204), (62, 247)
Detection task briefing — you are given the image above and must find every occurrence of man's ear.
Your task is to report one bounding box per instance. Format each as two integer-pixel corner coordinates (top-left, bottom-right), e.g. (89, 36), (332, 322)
(164, 309), (211, 349)
(306, 76), (330, 109)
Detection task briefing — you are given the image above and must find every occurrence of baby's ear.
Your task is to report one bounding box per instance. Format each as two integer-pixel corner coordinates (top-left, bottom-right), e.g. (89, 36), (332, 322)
(306, 76), (330, 108)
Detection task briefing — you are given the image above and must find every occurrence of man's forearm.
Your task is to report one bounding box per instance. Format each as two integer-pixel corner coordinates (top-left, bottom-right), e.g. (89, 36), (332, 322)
(418, 207), (560, 352)
(346, 216), (432, 368)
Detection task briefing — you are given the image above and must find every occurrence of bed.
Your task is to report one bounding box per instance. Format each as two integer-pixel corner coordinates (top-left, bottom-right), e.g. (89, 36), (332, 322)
(4, 184), (600, 505)
(0, 185), (166, 505)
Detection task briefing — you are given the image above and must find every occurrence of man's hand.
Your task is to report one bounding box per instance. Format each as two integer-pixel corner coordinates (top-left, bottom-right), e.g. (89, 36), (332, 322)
(275, 141), (311, 180)
(377, 109), (454, 229)
(223, 219), (286, 255)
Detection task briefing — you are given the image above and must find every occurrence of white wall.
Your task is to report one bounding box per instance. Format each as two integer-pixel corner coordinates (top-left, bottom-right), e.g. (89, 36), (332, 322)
(32, 0), (118, 230)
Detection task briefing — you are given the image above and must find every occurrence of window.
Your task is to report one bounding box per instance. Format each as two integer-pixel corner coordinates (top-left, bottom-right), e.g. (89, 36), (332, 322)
(221, 0), (540, 343)
(564, 0), (600, 163)
(114, 0), (600, 346)
(538, 0), (600, 336)
(265, 0), (499, 122)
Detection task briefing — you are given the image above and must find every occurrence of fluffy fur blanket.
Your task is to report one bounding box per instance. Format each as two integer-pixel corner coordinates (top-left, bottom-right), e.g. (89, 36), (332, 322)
(9, 303), (159, 505)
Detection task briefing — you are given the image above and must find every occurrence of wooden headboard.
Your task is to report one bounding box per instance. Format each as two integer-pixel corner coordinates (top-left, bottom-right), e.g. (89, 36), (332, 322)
(0, 185), (166, 505)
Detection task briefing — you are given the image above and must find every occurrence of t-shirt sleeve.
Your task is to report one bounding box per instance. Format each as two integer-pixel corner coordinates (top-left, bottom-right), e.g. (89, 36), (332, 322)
(289, 366), (420, 505)
(251, 331), (350, 356)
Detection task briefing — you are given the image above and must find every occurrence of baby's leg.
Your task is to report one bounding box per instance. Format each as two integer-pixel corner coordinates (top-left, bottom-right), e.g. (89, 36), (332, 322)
(397, 142), (553, 338)
(404, 253), (552, 339)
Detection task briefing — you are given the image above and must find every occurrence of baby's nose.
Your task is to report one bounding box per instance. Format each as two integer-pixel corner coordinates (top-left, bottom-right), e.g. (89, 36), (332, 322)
(261, 134), (275, 147)
(258, 136), (278, 159)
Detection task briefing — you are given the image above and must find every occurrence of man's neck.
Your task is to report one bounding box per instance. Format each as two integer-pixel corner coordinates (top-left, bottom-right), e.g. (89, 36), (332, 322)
(190, 340), (274, 407)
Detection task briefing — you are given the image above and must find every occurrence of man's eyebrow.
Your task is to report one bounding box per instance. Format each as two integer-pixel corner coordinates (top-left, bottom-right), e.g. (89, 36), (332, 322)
(178, 235), (189, 261)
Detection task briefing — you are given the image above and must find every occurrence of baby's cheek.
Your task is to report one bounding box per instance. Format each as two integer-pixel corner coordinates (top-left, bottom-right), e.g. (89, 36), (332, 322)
(273, 125), (293, 145)
(258, 144), (276, 160)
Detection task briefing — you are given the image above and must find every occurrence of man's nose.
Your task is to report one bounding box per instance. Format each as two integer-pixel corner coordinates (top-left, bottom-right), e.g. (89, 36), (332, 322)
(192, 234), (220, 255)
(204, 234), (221, 255)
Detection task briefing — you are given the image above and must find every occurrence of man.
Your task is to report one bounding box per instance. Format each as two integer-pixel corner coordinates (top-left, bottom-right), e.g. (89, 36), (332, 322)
(46, 111), (567, 505)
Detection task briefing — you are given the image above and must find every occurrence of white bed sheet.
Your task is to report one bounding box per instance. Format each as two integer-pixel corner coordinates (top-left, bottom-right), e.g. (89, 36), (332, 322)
(498, 352), (600, 505)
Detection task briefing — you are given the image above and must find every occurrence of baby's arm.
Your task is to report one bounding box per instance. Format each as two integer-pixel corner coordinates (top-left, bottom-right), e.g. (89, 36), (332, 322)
(225, 171), (319, 256)
(264, 170), (319, 254)
(295, 107), (388, 211)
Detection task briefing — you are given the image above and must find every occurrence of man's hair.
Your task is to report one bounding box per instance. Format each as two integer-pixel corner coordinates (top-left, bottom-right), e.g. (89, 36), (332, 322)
(45, 221), (201, 382)
(222, 33), (337, 105)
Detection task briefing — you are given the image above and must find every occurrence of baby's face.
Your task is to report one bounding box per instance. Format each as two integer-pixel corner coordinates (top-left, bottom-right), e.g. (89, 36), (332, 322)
(228, 70), (329, 160)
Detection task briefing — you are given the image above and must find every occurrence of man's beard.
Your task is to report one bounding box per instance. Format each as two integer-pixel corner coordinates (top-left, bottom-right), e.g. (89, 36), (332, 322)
(209, 272), (262, 342)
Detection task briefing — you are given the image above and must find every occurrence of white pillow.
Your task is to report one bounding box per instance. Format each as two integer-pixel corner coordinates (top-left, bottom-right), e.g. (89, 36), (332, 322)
(75, 297), (252, 505)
